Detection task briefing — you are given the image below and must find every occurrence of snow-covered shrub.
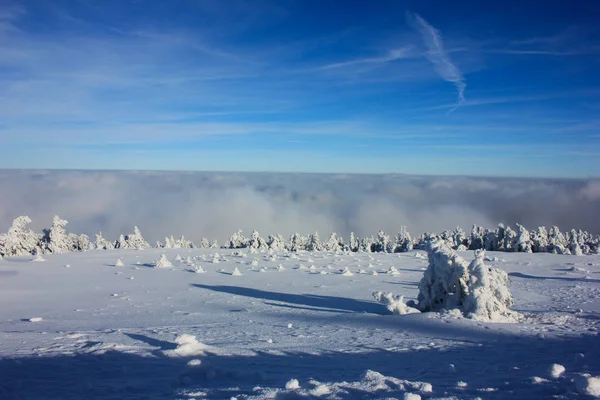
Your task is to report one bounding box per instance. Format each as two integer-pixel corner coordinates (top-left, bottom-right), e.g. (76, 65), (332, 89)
(462, 250), (519, 322)
(415, 240), (519, 322)
(0, 216), (39, 256)
(373, 291), (420, 315)
(306, 232), (324, 252)
(118, 226), (150, 250)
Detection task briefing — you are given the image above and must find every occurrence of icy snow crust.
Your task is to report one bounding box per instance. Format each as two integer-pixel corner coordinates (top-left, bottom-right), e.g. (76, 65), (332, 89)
(1, 248), (599, 399)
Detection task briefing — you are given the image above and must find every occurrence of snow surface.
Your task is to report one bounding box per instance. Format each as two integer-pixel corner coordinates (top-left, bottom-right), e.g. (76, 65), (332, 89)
(1, 248), (599, 399)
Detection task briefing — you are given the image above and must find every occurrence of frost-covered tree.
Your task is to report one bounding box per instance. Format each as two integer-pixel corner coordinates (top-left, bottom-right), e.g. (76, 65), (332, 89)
(373, 230), (391, 253)
(462, 250), (519, 322)
(173, 235), (194, 249)
(288, 233), (307, 252)
(502, 225), (517, 252)
(359, 236), (375, 253)
(451, 227), (466, 250)
(306, 231), (324, 252)
(469, 225), (484, 250)
(228, 230), (248, 249)
(1, 216), (39, 257)
(393, 226), (413, 253)
(74, 234), (93, 251)
(95, 232), (114, 250)
(267, 234), (286, 252)
(515, 223), (532, 253)
(547, 226), (567, 254)
(122, 226), (151, 250)
(531, 226), (548, 253)
(415, 240), (519, 322)
(324, 233), (341, 252)
(41, 215), (72, 254)
(349, 232), (359, 253)
(200, 238), (211, 249)
(247, 230), (269, 251)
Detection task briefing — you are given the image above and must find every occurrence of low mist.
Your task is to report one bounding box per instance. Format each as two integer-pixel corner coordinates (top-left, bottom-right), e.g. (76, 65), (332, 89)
(0, 170), (598, 243)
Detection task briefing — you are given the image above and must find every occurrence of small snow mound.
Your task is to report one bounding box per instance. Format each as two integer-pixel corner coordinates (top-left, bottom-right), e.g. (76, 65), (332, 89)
(419, 382), (433, 393)
(231, 267), (242, 276)
(549, 363), (566, 379)
(404, 393), (421, 400)
(285, 378), (300, 390)
(371, 270), (379, 276)
(115, 258), (124, 267)
(287, 323), (293, 329)
(155, 254), (173, 268)
(64, 264), (70, 268)
(164, 334), (210, 357)
(575, 374), (600, 397)
(277, 264), (285, 271)
(387, 266), (400, 275)
(32, 254), (46, 262)
(175, 254), (183, 262)
(27, 317), (43, 322)
(373, 291), (420, 315)
(194, 265), (205, 274)
(457, 381), (468, 388)
(340, 267), (354, 276)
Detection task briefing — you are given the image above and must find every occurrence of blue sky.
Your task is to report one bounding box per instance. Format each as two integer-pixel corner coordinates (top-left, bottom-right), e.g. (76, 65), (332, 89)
(0, 0), (599, 177)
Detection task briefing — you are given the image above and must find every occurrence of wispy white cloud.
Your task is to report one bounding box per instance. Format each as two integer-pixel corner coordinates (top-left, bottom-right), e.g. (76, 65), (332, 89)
(317, 47), (413, 70)
(409, 13), (466, 111)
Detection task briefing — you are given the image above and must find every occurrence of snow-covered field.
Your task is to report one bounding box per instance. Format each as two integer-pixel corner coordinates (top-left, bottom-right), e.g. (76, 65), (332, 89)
(1, 249), (599, 399)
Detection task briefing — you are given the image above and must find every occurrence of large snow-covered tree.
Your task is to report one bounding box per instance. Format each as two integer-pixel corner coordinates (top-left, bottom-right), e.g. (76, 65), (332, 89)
(43, 216), (73, 254)
(0, 216), (39, 257)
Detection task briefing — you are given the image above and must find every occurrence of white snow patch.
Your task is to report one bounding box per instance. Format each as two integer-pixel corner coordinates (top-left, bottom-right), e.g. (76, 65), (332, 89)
(373, 291), (420, 315)
(548, 363), (566, 379)
(164, 334), (210, 357)
(27, 317), (43, 322)
(285, 378), (300, 390)
(575, 374), (600, 397)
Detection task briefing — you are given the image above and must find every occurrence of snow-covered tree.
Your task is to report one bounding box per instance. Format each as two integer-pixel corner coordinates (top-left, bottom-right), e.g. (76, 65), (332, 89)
(324, 233), (341, 252)
(515, 223), (532, 253)
(267, 234), (286, 252)
(247, 230), (269, 251)
(41, 215), (72, 254)
(228, 230), (248, 249)
(415, 240), (519, 322)
(373, 230), (391, 253)
(95, 232), (114, 250)
(393, 226), (413, 253)
(547, 226), (567, 254)
(200, 238), (211, 249)
(125, 226), (151, 250)
(74, 234), (93, 251)
(463, 250), (519, 322)
(359, 236), (375, 253)
(349, 232), (359, 252)
(1, 216), (38, 257)
(531, 226), (549, 253)
(288, 233), (306, 252)
(469, 225), (484, 250)
(306, 231), (324, 252)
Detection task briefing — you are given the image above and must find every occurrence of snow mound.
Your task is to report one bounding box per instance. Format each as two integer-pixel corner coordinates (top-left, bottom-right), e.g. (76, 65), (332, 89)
(194, 265), (205, 274)
(404, 393), (421, 400)
(575, 374), (600, 397)
(174, 253), (183, 262)
(155, 254), (173, 268)
(164, 334), (210, 357)
(373, 291), (420, 315)
(285, 378), (300, 390)
(548, 363), (566, 379)
(416, 240), (520, 322)
(115, 258), (124, 267)
(32, 254), (46, 262)
(231, 267), (242, 276)
(27, 317), (43, 322)
(339, 267), (353, 276)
